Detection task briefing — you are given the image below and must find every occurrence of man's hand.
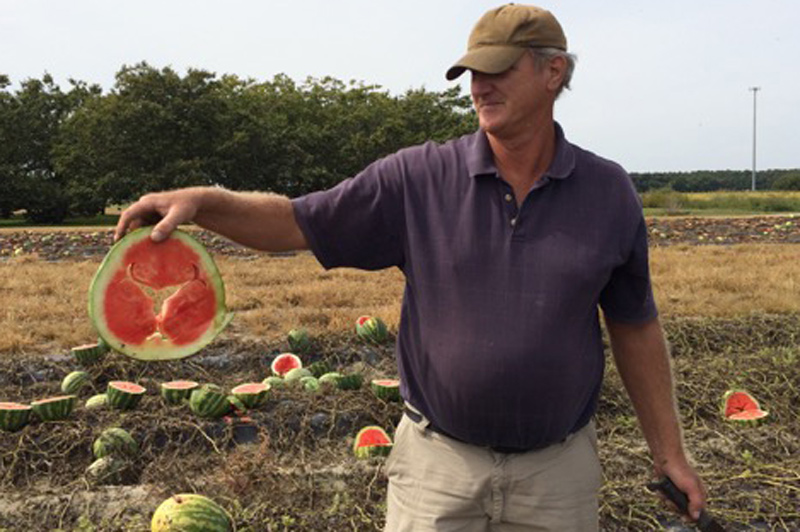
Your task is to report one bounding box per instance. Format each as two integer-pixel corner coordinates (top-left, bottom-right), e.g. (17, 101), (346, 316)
(114, 188), (205, 242)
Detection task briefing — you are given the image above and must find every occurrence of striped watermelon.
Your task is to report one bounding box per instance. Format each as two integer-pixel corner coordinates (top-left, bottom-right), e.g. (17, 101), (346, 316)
(370, 379), (401, 402)
(271, 353), (302, 376)
(86, 456), (131, 485)
(287, 328), (312, 354)
(261, 376), (284, 389)
(93, 427), (139, 459)
(61, 370), (91, 395)
(161, 380), (200, 405)
(318, 372), (343, 389)
(0, 402), (33, 432)
(71, 340), (109, 366)
(85, 394), (109, 410)
(230, 382), (269, 408)
(89, 227), (233, 361)
(353, 425), (393, 459)
(31, 395), (77, 421)
(151, 493), (233, 531)
(284, 367), (312, 386)
(355, 315), (389, 344)
(337, 373), (363, 391)
(189, 384), (230, 419)
(106, 381), (146, 410)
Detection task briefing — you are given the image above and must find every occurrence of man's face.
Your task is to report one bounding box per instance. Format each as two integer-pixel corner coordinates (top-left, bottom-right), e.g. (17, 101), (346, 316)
(470, 51), (559, 139)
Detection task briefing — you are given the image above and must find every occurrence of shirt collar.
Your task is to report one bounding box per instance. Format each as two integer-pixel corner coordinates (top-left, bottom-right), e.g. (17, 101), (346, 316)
(466, 121), (576, 181)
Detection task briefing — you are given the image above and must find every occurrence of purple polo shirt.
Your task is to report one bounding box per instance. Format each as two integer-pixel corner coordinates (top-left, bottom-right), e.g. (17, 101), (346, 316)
(292, 123), (657, 450)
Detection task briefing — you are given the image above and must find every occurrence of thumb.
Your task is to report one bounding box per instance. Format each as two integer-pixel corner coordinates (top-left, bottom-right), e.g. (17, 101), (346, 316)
(151, 210), (185, 242)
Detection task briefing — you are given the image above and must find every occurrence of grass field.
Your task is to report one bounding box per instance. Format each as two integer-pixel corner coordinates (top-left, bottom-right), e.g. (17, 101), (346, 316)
(1, 226), (798, 530)
(642, 190), (800, 216)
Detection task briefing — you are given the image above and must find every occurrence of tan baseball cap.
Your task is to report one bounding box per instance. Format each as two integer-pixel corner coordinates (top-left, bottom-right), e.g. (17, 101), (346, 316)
(446, 4), (567, 80)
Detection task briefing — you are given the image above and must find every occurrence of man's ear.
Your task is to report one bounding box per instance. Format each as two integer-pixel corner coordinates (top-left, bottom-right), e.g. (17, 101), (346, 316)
(546, 55), (567, 92)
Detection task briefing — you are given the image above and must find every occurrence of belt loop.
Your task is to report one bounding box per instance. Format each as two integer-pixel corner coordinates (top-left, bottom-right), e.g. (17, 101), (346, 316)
(403, 402), (431, 429)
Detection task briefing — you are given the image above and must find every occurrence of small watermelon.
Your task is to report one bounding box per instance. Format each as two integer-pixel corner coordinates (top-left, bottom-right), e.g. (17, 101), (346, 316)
(271, 353), (302, 376)
(231, 382), (269, 408)
(71, 340), (109, 365)
(262, 376), (284, 389)
(93, 427), (139, 459)
(61, 370), (91, 395)
(337, 373), (363, 391)
(300, 376), (320, 393)
(107, 381), (146, 410)
(353, 425), (393, 459)
(160, 380), (200, 405)
(151, 493), (234, 531)
(371, 379), (401, 402)
(355, 315), (389, 345)
(284, 367), (312, 386)
(89, 227), (234, 361)
(189, 384), (230, 419)
(287, 328), (312, 354)
(0, 402), (33, 432)
(722, 389), (769, 425)
(31, 395), (77, 421)
(306, 360), (330, 378)
(318, 372), (343, 389)
(86, 456), (132, 485)
(85, 394), (109, 410)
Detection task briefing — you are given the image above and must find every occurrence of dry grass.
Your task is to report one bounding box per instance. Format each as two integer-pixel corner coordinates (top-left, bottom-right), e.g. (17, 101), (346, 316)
(1, 244), (799, 355)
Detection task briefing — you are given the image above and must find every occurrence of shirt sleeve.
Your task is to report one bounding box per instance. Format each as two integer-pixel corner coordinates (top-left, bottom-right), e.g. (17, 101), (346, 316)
(599, 216), (659, 323)
(291, 153), (406, 271)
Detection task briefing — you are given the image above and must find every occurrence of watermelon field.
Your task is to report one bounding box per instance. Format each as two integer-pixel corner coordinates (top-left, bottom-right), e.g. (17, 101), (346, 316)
(1, 215), (799, 531)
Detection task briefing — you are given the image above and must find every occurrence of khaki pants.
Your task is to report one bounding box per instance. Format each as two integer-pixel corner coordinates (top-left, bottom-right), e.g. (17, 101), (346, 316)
(384, 412), (602, 532)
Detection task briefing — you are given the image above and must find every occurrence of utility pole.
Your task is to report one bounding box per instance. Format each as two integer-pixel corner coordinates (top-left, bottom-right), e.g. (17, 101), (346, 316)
(749, 87), (760, 191)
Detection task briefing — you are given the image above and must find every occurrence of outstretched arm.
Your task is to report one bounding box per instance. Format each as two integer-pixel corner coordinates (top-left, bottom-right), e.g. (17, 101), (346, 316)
(604, 315), (707, 520)
(115, 186), (308, 252)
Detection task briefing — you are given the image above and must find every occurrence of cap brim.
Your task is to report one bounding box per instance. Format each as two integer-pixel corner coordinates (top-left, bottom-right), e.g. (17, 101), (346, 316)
(445, 45), (527, 80)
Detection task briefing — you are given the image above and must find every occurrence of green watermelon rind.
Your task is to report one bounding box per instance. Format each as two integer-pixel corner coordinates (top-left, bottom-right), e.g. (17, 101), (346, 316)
(337, 373), (364, 391)
(355, 316), (389, 345)
(93, 427), (139, 459)
(85, 394), (109, 410)
(106, 381), (146, 410)
(88, 227), (234, 361)
(230, 383), (269, 409)
(271, 353), (302, 376)
(0, 402), (33, 432)
(161, 380), (200, 405)
(353, 425), (393, 459)
(31, 395), (77, 421)
(86, 456), (132, 486)
(151, 493), (234, 532)
(189, 384), (230, 419)
(287, 328), (312, 354)
(61, 370), (91, 395)
(370, 379), (402, 402)
(71, 341), (109, 365)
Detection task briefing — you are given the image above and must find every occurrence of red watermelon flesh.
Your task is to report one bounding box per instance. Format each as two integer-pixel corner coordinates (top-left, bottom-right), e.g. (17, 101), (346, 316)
(728, 410), (768, 421)
(90, 228), (232, 361)
(357, 428), (391, 446)
(724, 391), (761, 417)
(356, 316), (370, 326)
(103, 239), (214, 347)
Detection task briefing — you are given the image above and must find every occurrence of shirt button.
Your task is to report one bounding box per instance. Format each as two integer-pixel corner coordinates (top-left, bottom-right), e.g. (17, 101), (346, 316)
(510, 218), (517, 227)
(504, 193), (513, 202)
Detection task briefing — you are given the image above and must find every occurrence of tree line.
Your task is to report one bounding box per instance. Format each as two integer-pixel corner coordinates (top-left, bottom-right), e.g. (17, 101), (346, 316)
(631, 169), (800, 193)
(0, 63), (477, 223)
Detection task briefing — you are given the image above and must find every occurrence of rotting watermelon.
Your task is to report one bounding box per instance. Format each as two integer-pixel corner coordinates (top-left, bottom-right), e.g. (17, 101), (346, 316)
(0, 402), (32, 432)
(107, 381), (146, 410)
(151, 493), (234, 532)
(353, 425), (393, 459)
(271, 353), (302, 376)
(722, 389), (769, 425)
(89, 227), (233, 361)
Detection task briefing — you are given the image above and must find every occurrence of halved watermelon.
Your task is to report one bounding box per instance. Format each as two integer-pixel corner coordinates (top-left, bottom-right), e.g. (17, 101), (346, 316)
(353, 425), (393, 459)
(89, 227), (233, 361)
(371, 379), (401, 402)
(0, 402), (33, 432)
(271, 353), (302, 376)
(722, 389), (769, 425)
(355, 316), (389, 344)
(107, 381), (146, 410)
(31, 395), (77, 421)
(161, 380), (200, 405)
(231, 382), (269, 408)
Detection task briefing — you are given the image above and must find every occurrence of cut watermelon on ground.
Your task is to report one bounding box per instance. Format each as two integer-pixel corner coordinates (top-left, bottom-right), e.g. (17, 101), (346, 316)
(89, 227), (233, 361)
(0, 402), (33, 432)
(271, 353), (302, 376)
(353, 425), (393, 459)
(722, 389), (769, 425)
(106, 381), (146, 410)
(31, 395), (77, 421)
(371, 379), (401, 402)
(355, 315), (389, 344)
(231, 382), (269, 408)
(71, 340), (109, 365)
(160, 380), (200, 405)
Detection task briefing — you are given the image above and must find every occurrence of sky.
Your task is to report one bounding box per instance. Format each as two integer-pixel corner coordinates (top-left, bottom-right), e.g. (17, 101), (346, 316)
(2, 0), (798, 173)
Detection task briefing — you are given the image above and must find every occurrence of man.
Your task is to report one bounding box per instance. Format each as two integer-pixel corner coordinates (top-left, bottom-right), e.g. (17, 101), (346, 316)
(116, 4), (706, 531)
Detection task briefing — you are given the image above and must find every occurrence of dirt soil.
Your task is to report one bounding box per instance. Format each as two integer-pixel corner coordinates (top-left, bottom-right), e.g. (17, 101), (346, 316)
(1, 222), (799, 531)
